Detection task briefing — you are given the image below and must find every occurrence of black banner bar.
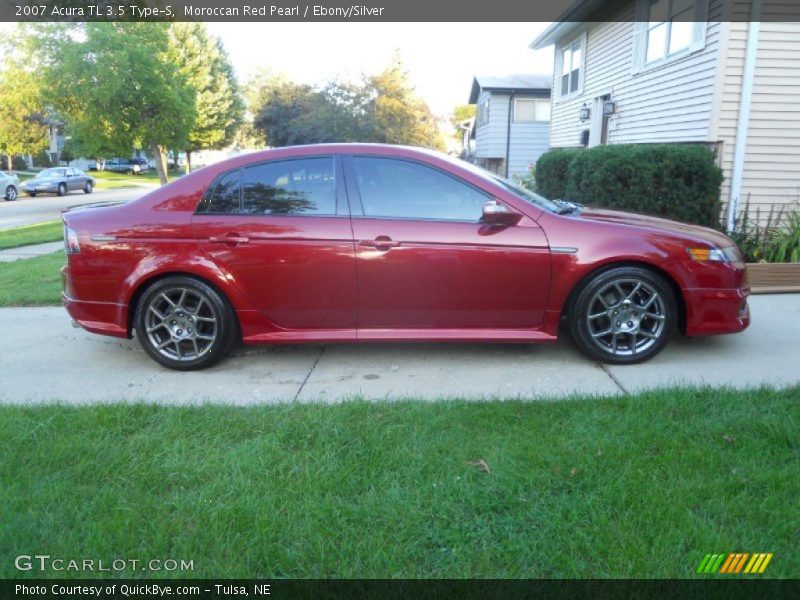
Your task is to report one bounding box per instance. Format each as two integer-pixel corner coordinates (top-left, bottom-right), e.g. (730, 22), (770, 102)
(3, 579), (800, 600)
(1, 0), (800, 22)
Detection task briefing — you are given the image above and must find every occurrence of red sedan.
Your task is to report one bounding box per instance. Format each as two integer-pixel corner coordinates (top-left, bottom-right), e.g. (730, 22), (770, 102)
(61, 144), (749, 370)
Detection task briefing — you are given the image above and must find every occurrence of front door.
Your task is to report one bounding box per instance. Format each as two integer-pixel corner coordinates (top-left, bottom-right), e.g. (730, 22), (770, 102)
(193, 156), (357, 331)
(345, 156), (550, 331)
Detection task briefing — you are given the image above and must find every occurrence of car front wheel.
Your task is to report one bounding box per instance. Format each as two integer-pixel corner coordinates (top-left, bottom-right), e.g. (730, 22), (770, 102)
(57, 183), (67, 196)
(4, 185), (16, 201)
(569, 266), (677, 365)
(84, 181), (93, 194)
(134, 277), (238, 371)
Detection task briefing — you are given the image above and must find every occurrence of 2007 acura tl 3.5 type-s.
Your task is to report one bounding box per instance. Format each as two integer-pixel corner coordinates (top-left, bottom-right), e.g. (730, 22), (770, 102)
(61, 144), (750, 370)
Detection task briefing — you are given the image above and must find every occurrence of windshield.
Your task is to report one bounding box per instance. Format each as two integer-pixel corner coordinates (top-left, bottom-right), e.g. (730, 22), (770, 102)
(40, 168), (67, 178)
(434, 153), (562, 213)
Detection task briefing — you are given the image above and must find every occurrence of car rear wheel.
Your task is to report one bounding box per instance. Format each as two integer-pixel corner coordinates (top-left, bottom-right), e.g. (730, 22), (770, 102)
(57, 183), (67, 196)
(4, 185), (16, 201)
(569, 266), (676, 364)
(84, 181), (93, 194)
(134, 277), (239, 371)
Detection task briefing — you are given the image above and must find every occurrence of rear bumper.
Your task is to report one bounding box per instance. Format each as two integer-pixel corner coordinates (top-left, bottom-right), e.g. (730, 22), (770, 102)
(683, 287), (750, 336)
(61, 266), (128, 338)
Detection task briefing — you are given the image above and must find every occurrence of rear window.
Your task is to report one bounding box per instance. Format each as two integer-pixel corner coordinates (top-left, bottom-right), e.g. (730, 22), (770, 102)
(197, 170), (242, 214)
(241, 158), (335, 215)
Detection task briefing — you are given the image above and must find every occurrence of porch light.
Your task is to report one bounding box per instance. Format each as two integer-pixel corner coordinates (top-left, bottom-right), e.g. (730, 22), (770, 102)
(579, 104), (591, 121)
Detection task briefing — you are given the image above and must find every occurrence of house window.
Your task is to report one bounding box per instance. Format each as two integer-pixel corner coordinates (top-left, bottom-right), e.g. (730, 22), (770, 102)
(645, 0), (696, 64)
(477, 97), (490, 127)
(560, 38), (583, 97)
(513, 99), (551, 122)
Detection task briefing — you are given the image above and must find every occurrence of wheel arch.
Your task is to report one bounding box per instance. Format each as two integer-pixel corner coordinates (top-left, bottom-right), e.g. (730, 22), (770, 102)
(562, 260), (687, 334)
(126, 271), (241, 338)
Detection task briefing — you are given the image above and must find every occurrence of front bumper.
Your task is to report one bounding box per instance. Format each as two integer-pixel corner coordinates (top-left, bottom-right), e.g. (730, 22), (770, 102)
(683, 287), (750, 336)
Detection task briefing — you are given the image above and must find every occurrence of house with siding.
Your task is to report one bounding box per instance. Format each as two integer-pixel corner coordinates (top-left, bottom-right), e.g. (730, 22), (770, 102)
(531, 0), (800, 228)
(466, 75), (551, 178)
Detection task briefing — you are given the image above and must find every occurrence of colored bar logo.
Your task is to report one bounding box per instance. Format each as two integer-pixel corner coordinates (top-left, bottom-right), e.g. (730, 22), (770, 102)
(697, 552), (773, 574)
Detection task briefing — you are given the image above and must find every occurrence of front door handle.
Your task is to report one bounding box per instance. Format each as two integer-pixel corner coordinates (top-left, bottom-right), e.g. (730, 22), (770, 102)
(209, 234), (250, 245)
(359, 236), (401, 250)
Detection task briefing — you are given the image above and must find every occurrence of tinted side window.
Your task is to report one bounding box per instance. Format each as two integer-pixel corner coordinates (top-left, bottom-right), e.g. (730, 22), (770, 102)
(352, 157), (488, 221)
(241, 158), (335, 215)
(197, 170), (241, 214)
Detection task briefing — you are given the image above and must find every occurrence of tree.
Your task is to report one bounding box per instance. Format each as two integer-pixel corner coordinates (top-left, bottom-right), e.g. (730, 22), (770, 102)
(0, 31), (50, 173)
(168, 23), (244, 173)
(365, 58), (444, 150)
(450, 104), (476, 139)
(33, 23), (196, 184)
(249, 59), (444, 150)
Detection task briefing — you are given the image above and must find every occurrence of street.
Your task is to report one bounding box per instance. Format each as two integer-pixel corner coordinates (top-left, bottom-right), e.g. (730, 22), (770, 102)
(0, 294), (797, 404)
(0, 187), (153, 230)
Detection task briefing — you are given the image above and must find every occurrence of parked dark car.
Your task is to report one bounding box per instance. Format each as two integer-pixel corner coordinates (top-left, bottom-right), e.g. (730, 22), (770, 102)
(61, 144), (750, 371)
(21, 167), (94, 197)
(105, 158), (151, 175)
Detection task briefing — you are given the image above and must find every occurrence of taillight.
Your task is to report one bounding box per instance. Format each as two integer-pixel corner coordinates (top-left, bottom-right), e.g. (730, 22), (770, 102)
(64, 224), (80, 254)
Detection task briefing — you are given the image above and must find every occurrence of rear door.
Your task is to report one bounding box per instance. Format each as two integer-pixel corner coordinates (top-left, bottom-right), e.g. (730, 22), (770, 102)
(193, 156), (357, 331)
(344, 155), (551, 331)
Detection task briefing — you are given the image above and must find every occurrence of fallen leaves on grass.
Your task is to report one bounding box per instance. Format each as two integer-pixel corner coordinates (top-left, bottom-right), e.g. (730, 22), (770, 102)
(467, 459), (491, 474)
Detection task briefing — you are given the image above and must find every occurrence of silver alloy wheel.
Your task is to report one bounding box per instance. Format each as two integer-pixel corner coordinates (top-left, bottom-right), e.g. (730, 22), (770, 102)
(144, 287), (218, 362)
(6, 186), (16, 201)
(585, 278), (666, 357)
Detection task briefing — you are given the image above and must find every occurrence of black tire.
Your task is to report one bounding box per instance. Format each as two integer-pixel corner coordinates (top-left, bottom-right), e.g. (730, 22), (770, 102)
(568, 266), (677, 365)
(57, 183), (67, 196)
(4, 185), (16, 201)
(27, 192), (36, 197)
(134, 276), (238, 371)
(84, 181), (93, 194)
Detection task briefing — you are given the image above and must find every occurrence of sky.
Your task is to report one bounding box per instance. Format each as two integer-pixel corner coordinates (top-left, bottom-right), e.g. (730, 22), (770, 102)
(205, 22), (555, 117)
(0, 21), (555, 118)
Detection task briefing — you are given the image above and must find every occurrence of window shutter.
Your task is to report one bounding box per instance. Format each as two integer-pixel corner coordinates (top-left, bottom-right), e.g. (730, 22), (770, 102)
(689, 0), (709, 53)
(630, 0), (647, 74)
(555, 43), (564, 100)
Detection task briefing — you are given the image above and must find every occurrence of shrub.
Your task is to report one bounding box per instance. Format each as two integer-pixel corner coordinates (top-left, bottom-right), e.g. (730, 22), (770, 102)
(731, 199), (800, 263)
(513, 163), (537, 192)
(536, 144), (723, 228)
(11, 156), (28, 171)
(534, 148), (583, 200)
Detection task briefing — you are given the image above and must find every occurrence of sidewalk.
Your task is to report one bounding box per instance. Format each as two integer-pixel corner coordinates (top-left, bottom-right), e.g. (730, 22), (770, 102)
(0, 295), (797, 404)
(0, 241), (63, 262)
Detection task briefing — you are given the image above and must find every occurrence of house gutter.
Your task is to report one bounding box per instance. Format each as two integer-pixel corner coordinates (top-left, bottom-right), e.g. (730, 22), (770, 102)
(727, 0), (761, 233)
(505, 92), (515, 178)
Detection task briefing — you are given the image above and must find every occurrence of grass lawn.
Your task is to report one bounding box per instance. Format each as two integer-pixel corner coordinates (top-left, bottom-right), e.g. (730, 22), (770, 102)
(1, 387), (797, 579)
(0, 251), (64, 306)
(0, 220), (62, 251)
(92, 169), (181, 190)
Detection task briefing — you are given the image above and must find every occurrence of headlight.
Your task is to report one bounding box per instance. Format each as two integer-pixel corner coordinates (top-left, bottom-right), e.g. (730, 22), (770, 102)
(686, 246), (739, 262)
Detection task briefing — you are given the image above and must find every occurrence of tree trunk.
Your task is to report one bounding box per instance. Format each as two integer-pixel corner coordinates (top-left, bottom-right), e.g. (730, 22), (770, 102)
(6, 155), (11, 174)
(151, 144), (169, 185)
(185, 150), (192, 174)
(172, 151), (179, 170)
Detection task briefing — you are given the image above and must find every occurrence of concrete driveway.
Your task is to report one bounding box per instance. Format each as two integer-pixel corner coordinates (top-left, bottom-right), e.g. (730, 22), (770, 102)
(0, 187), (151, 230)
(1, 294), (797, 404)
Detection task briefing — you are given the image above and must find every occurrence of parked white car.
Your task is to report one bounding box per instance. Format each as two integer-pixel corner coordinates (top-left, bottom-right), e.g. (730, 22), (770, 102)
(1, 172), (21, 201)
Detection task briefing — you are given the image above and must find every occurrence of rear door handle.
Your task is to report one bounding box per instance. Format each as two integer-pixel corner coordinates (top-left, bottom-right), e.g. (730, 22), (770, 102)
(209, 234), (250, 245)
(359, 236), (401, 250)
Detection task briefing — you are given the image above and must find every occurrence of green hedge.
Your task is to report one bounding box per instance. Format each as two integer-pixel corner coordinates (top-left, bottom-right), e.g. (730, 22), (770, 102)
(535, 144), (723, 228)
(533, 148), (583, 201)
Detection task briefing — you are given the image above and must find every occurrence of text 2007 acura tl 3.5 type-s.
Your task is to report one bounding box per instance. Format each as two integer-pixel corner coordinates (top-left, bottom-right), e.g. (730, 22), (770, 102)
(61, 144), (750, 370)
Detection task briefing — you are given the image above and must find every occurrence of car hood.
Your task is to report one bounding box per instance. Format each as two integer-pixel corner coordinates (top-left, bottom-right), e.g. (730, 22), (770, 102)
(574, 208), (734, 248)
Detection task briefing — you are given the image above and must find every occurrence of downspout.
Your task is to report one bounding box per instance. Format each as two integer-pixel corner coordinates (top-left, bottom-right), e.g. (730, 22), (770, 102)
(727, 1), (761, 232)
(505, 91), (515, 178)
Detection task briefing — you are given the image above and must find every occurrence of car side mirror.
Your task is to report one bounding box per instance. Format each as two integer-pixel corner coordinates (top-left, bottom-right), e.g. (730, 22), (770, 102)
(481, 200), (521, 226)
